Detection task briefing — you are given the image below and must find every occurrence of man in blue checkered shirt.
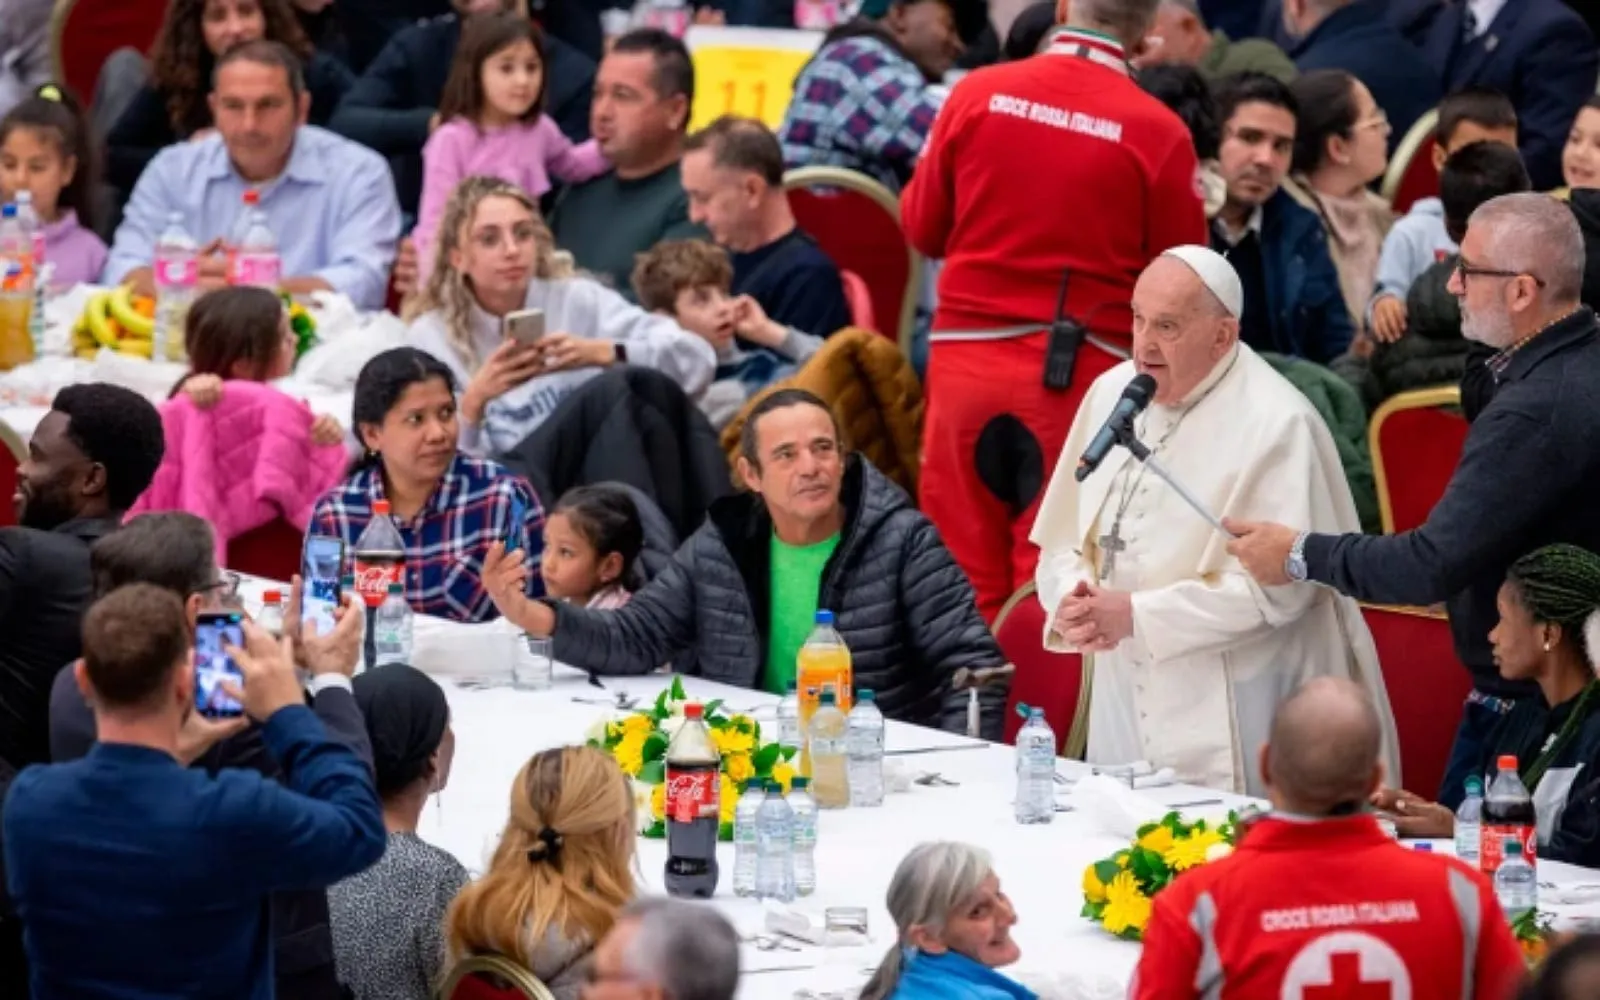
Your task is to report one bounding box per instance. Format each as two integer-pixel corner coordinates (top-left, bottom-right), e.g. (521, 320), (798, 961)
(777, 0), (963, 192)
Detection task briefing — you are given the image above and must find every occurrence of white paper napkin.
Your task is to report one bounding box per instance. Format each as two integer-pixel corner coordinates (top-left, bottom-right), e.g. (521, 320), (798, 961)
(1067, 774), (1170, 839)
(1012, 970), (1127, 1000)
(763, 903), (827, 945)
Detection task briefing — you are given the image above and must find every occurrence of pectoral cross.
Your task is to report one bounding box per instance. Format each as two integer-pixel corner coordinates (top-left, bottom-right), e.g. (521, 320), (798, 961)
(1097, 521), (1126, 583)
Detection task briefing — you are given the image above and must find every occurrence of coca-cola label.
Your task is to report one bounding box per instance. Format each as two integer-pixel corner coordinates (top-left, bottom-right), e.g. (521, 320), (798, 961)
(1480, 823), (1536, 874)
(229, 251), (281, 289)
(353, 560), (403, 608)
(665, 766), (719, 823)
(156, 257), (198, 289)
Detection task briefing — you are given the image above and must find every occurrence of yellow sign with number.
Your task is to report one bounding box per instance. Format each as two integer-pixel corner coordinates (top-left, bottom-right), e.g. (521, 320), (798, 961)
(686, 27), (824, 131)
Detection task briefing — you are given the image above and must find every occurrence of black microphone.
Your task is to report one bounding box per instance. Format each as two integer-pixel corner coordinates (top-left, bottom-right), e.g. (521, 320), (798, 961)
(1074, 374), (1157, 481)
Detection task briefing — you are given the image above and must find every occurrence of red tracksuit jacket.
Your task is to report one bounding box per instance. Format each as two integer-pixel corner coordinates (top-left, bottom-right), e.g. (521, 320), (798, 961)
(1131, 815), (1526, 1000)
(900, 28), (1207, 341)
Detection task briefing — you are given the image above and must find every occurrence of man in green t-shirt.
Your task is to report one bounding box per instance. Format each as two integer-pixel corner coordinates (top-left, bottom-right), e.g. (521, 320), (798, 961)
(548, 28), (707, 295)
(482, 389), (1008, 737)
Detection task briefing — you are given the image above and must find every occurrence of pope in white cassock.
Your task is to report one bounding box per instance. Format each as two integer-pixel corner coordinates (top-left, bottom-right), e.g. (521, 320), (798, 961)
(1029, 245), (1399, 795)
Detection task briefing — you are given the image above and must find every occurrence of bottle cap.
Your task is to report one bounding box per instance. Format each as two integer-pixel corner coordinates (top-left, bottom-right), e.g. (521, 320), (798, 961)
(791, 776), (809, 790)
(1497, 755), (1518, 771)
(387, 582), (403, 594)
(1414, 843), (1433, 852)
(340, 573), (355, 587)
(1464, 775), (1483, 795)
(815, 609), (835, 625)
(858, 689), (875, 702)
(819, 689), (836, 706)
(1, 204), (14, 218)
(1504, 836), (1522, 853)
(373, 499), (391, 515)
(243, 189), (260, 205)
(262, 589), (282, 603)
(684, 703), (704, 719)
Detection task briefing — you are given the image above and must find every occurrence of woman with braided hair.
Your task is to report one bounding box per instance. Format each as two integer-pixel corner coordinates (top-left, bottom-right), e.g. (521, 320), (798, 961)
(1374, 544), (1600, 864)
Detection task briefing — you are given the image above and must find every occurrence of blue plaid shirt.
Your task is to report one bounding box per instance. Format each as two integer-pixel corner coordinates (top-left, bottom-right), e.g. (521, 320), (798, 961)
(777, 33), (942, 192)
(309, 454), (546, 623)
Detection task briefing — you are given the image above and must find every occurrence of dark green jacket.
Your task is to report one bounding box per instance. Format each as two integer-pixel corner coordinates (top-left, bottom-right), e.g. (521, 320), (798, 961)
(1261, 352), (1380, 533)
(1199, 30), (1298, 83)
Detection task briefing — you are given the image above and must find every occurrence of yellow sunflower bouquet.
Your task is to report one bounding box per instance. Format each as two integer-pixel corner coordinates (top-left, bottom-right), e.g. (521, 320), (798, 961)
(586, 676), (797, 841)
(1081, 810), (1240, 941)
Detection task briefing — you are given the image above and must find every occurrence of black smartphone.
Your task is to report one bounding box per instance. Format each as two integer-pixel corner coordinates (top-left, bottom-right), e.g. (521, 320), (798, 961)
(301, 534), (346, 636)
(195, 611), (246, 719)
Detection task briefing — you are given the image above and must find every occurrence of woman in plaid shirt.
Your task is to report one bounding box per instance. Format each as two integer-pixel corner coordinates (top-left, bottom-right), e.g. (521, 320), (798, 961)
(310, 347), (547, 623)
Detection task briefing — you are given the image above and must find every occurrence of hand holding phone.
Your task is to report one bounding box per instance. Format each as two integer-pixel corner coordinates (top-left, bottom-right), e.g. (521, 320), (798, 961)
(194, 612), (247, 719)
(300, 535), (346, 638)
(503, 307), (545, 345)
(219, 620), (306, 722)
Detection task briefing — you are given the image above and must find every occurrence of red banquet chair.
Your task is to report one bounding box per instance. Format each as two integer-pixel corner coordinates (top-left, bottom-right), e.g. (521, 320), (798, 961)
(1369, 385), (1467, 534)
(994, 582), (1088, 757)
(50, 0), (170, 107)
(1381, 109), (1440, 216)
(226, 518), (305, 583)
(0, 422), (23, 529)
(839, 268), (877, 332)
(782, 166), (921, 357)
(1362, 603), (1470, 798)
(437, 955), (557, 1000)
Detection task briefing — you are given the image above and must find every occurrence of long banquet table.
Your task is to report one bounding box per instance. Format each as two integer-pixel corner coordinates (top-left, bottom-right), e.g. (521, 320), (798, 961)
(230, 580), (1600, 998)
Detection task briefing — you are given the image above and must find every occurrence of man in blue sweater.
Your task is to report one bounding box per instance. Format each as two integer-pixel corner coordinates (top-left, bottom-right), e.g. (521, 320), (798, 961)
(3, 584), (386, 999)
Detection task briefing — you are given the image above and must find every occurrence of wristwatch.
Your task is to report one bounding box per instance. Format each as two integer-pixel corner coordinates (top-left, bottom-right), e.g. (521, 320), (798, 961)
(1285, 531), (1310, 582)
(612, 343), (628, 364)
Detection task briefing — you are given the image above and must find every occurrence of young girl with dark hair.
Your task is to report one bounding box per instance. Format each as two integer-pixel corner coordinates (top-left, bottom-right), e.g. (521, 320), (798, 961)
(540, 484), (643, 610)
(308, 346), (547, 622)
(0, 84), (105, 286)
(171, 286), (344, 446)
(413, 12), (607, 270)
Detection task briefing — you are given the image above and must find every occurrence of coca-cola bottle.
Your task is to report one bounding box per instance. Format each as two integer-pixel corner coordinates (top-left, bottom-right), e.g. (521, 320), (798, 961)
(352, 500), (405, 671)
(1480, 755), (1536, 876)
(664, 702), (721, 898)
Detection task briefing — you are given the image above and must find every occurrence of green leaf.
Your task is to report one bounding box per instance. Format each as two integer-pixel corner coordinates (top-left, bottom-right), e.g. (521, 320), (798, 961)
(704, 699), (725, 719)
(717, 820), (733, 842)
(1093, 860), (1121, 884)
(780, 745), (798, 761)
(642, 732), (669, 763)
(653, 688), (670, 715)
(1135, 821), (1158, 838)
(638, 760), (665, 785)
(752, 743), (781, 772)
(1117, 926), (1144, 943)
(671, 676), (686, 700)
(643, 820), (665, 839)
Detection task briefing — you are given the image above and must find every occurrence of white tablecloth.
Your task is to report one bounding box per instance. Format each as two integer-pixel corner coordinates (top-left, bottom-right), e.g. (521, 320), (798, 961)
(229, 581), (1600, 999)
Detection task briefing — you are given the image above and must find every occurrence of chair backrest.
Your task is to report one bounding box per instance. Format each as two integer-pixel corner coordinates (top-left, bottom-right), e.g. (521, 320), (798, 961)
(1369, 385), (1467, 534)
(1361, 603), (1470, 800)
(438, 955), (558, 1000)
(838, 269), (878, 333)
(50, 0), (169, 106)
(226, 518), (305, 582)
(994, 582), (1088, 758)
(1380, 108), (1440, 215)
(783, 166), (920, 357)
(0, 421), (22, 529)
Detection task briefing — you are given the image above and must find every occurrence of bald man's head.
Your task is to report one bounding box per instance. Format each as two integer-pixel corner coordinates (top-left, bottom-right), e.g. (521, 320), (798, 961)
(1261, 677), (1385, 815)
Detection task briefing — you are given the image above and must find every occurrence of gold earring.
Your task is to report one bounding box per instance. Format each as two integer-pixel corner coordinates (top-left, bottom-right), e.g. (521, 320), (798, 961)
(1544, 639), (1553, 652)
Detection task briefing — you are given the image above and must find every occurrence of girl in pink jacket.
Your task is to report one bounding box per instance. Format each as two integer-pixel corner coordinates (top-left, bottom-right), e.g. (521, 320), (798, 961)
(414, 12), (609, 275)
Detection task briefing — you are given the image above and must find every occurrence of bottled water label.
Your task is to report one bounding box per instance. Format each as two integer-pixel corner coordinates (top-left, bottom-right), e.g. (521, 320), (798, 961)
(156, 257), (198, 288)
(229, 252), (281, 289)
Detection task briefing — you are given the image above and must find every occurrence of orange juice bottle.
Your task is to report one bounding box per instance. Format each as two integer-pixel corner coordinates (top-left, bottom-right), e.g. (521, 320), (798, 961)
(796, 609), (852, 734)
(0, 260), (33, 371)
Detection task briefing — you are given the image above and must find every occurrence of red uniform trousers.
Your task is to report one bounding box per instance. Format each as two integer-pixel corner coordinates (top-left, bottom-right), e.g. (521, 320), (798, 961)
(920, 333), (1122, 622)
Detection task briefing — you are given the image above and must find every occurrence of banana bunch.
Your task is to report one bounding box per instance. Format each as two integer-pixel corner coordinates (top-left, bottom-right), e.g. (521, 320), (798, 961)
(73, 284), (157, 359)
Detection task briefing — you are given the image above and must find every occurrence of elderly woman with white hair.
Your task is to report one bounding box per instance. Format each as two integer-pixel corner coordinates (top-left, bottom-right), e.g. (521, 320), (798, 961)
(859, 842), (1035, 1000)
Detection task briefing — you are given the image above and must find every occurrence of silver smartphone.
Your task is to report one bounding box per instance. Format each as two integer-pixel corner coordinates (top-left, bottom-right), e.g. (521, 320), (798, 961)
(504, 308), (546, 345)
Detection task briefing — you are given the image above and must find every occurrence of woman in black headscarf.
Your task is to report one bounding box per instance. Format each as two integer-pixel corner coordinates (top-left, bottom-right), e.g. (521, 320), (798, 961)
(328, 665), (466, 1000)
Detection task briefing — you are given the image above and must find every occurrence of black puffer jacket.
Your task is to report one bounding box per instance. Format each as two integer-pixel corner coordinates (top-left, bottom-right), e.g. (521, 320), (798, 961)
(1370, 253), (1472, 401)
(550, 455), (1006, 737)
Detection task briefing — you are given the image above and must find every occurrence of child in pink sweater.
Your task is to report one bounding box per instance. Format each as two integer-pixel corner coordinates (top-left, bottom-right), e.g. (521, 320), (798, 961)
(415, 12), (609, 274)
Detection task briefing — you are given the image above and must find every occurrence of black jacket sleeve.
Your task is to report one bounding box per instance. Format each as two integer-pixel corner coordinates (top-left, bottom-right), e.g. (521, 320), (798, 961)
(551, 545), (699, 674)
(105, 85), (177, 195)
(895, 514), (1007, 738)
(327, 34), (436, 155)
(309, 685), (373, 771)
(543, 33), (595, 143)
(1304, 399), (1572, 605)
(47, 662), (94, 763)
(306, 51), (356, 128)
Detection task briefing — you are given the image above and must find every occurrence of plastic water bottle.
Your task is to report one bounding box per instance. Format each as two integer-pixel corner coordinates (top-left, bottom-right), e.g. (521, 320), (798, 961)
(754, 779), (795, 902)
(372, 582), (413, 667)
(789, 776), (818, 896)
(0, 207), (34, 370)
(732, 781), (766, 898)
(153, 212), (198, 363)
(807, 689), (849, 809)
(777, 681), (802, 753)
(227, 189), (281, 289)
(13, 191), (40, 267)
(846, 689), (885, 807)
(1494, 836), (1537, 921)
(1014, 708), (1057, 824)
(1455, 776), (1484, 866)
(256, 590), (285, 639)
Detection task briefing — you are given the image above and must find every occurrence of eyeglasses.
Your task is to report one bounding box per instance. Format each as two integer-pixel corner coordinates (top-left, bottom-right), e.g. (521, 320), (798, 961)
(197, 572), (243, 609)
(1354, 110), (1390, 132)
(1454, 259), (1547, 288)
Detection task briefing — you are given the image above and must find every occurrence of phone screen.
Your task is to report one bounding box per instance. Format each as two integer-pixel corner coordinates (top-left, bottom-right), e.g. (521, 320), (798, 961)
(195, 613), (246, 718)
(301, 534), (345, 636)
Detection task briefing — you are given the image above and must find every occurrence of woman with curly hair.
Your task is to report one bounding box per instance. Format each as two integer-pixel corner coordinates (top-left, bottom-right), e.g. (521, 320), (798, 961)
(443, 745), (635, 999)
(405, 176), (713, 456)
(104, 0), (353, 194)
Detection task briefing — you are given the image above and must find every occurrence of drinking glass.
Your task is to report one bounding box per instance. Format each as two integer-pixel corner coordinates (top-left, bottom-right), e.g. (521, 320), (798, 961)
(512, 634), (554, 690)
(1095, 764), (1137, 788)
(823, 906), (870, 949)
